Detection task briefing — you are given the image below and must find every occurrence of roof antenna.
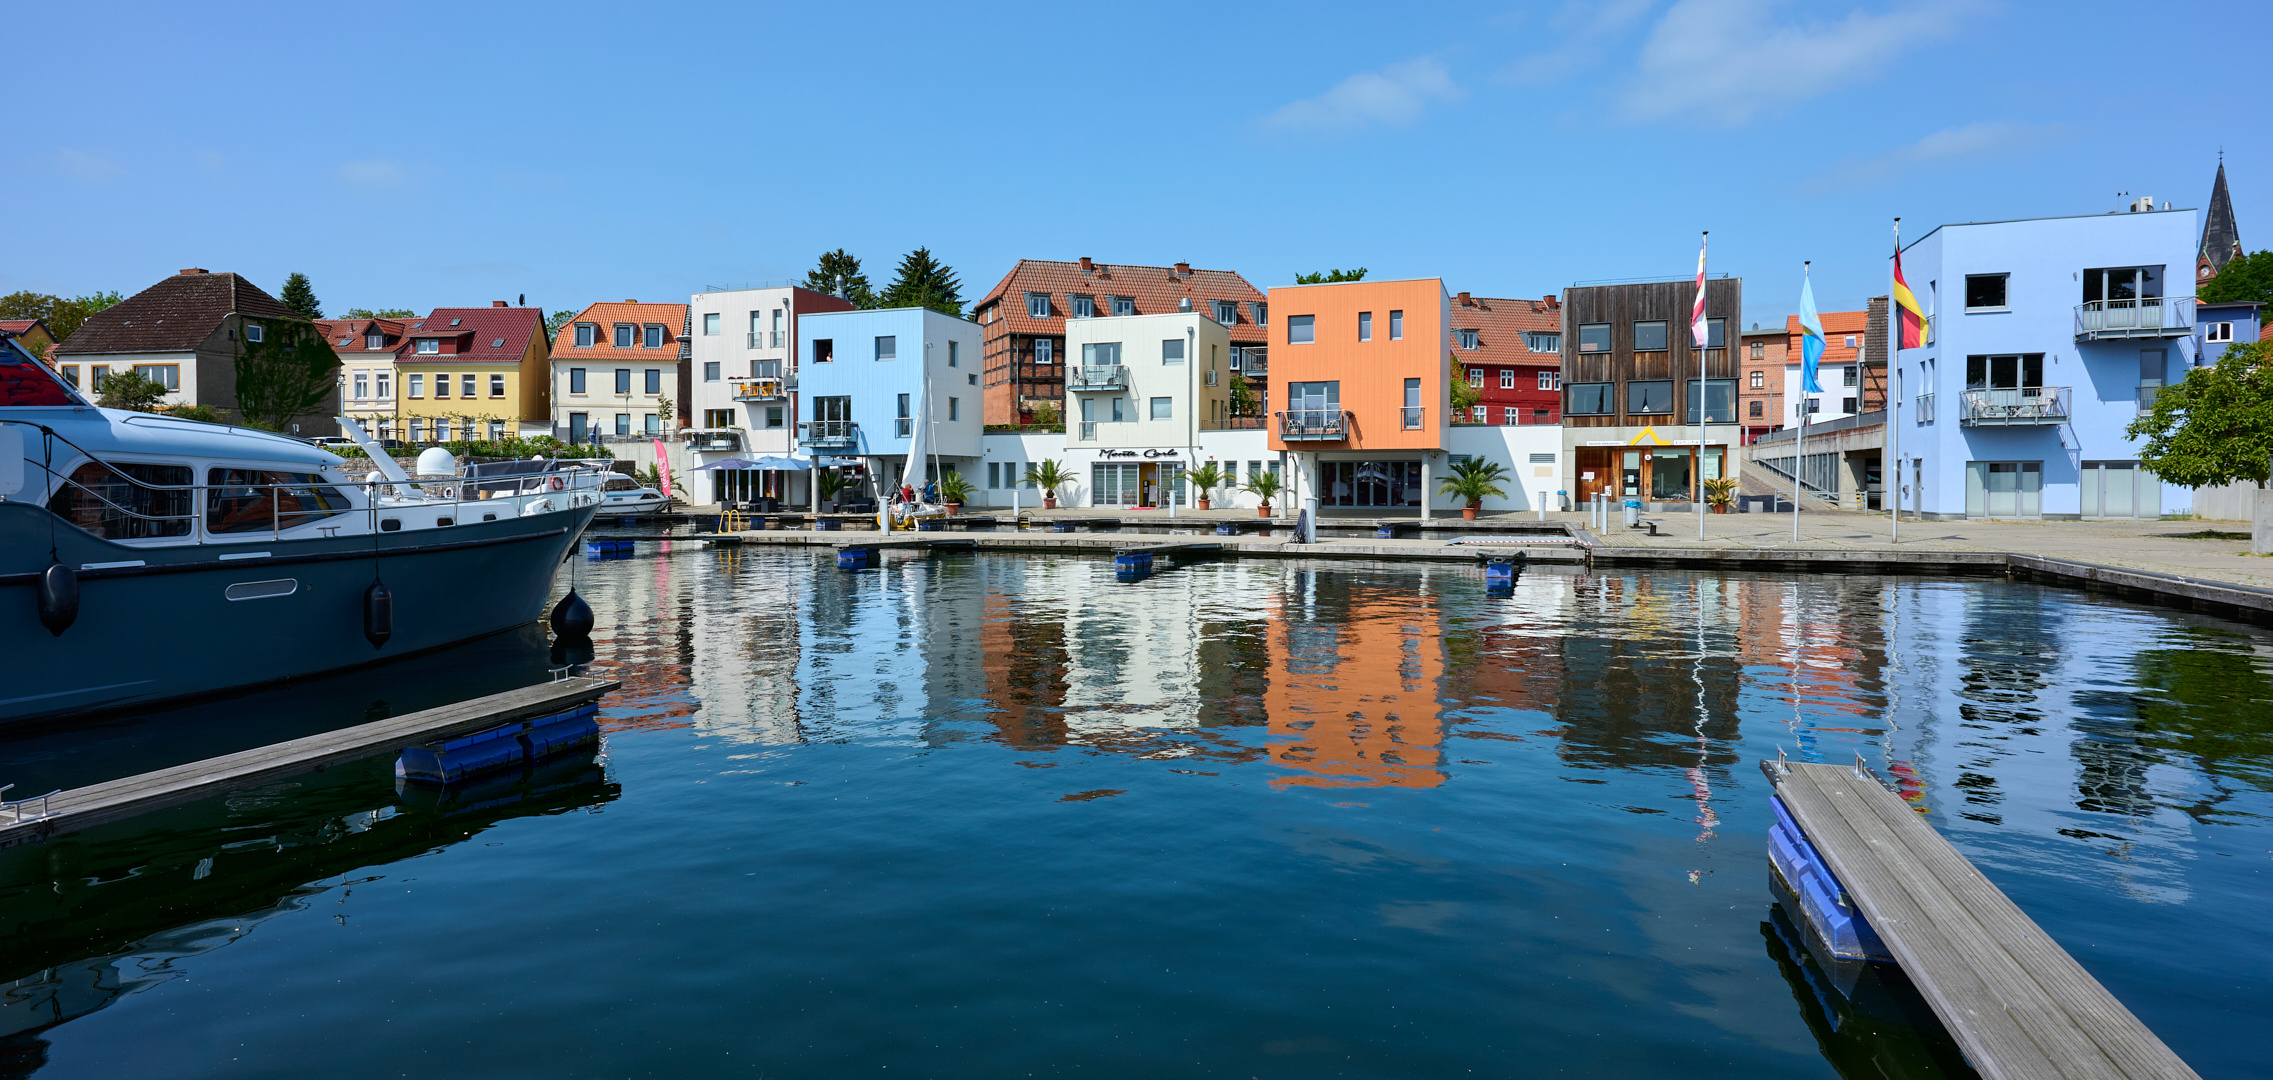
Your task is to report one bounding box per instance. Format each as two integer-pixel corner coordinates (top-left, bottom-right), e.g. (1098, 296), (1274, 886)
(518, 293), (526, 307)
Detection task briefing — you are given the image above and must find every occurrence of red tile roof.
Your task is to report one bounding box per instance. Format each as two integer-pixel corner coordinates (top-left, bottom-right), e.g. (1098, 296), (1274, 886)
(1448, 294), (1564, 369)
(548, 301), (690, 361)
(314, 317), (410, 359)
(0, 320), (43, 334)
(55, 270), (299, 356)
(398, 305), (547, 365)
(973, 258), (1267, 343)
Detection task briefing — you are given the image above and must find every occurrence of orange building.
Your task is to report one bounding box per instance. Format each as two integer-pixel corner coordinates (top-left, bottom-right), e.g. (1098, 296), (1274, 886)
(1265, 278), (1452, 512)
(1263, 580), (1447, 789)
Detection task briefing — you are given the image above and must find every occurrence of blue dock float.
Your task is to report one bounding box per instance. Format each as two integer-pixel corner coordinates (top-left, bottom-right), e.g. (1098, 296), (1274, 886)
(917, 518), (945, 532)
(394, 702), (602, 786)
(837, 545), (878, 570)
(1479, 551), (1525, 590)
(585, 538), (635, 558)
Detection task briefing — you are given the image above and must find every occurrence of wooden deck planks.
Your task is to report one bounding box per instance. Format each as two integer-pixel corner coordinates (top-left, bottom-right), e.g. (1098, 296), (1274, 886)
(1771, 762), (2198, 1080)
(1, 677), (619, 848)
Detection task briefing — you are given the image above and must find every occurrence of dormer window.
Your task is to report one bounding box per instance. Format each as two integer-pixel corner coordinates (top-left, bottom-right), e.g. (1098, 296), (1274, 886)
(1213, 300), (1237, 324)
(575, 323), (598, 347)
(1249, 301), (1267, 327)
(1524, 331), (1561, 353)
(1110, 296), (1135, 317)
(644, 324), (664, 348)
(416, 339), (439, 354)
(1070, 294), (1096, 319)
(614, 324), (634, 348)
(1456, 329), (1479, 350)
(366, 333), (384, 349)
(1026, 292), (1049, 318)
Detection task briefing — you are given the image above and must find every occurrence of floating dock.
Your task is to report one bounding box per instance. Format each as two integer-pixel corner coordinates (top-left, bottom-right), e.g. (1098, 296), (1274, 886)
(1761, 758), (2200, 1080)
(0, 677), (619, 849)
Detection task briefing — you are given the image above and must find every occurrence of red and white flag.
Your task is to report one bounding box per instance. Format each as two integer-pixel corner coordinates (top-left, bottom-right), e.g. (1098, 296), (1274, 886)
(1690, 232), (1709, 348)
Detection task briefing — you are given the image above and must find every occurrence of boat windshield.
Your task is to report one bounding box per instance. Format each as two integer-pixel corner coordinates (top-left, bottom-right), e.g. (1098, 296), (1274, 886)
(603, 477), (641, 492)
(206, 468), (353, 533)
(46, 460), (194, 539)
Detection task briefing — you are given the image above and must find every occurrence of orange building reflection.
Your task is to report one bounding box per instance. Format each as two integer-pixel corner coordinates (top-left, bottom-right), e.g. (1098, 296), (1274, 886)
(1263, 574), (1447, 789)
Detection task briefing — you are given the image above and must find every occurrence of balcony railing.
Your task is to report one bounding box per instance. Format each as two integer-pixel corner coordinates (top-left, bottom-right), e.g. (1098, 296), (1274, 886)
(2075, 297), (2194, 341)
(1400, 406), (1425, 430)
(1958, 386), (2070, 426)
(1066, 365), (1129, 392)
(1233, 351), (1268, 376)
(685, 429), (743, 451)
(731, 378), (789, 401)
(747, 330), (786, 349)
(1078, 421), (1098, 441)
(1276, 409), (1351, 441)
(798, 420), (859, 448)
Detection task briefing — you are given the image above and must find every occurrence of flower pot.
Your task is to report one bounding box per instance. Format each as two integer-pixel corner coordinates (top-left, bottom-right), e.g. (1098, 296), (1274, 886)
(944, 502), (962, 516)
(1257, 503), (1271, 518)
(1043, 496), (1057, 509)
(1710, 504), (1728, 514)
(1197, 498), (1211, 511)
(1463, 505), (1480, 521)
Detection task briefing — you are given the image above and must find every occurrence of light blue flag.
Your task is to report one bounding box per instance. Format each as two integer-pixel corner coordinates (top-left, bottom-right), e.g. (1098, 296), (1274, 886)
(1799, 271), (1826, 395)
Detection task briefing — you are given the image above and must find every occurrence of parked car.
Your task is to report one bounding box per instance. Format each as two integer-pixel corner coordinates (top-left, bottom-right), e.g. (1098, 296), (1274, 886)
(305, 435), (356, 448)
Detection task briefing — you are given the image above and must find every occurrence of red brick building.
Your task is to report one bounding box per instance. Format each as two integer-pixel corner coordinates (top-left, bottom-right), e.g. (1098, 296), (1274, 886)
(971, 257), (1268, 425)
(1450, 292), (1562, 425)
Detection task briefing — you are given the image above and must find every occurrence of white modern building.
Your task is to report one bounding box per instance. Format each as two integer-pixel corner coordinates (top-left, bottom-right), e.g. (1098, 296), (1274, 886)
(683, 285), (857, 505)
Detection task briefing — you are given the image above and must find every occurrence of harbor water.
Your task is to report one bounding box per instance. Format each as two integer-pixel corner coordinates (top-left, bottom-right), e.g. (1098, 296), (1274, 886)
(3, 544), (2269, 1078)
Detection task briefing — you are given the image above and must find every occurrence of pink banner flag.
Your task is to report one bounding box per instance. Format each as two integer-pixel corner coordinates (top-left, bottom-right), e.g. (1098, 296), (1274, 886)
(652, 438), (671, 500)
(1690, 232), (1709, 348)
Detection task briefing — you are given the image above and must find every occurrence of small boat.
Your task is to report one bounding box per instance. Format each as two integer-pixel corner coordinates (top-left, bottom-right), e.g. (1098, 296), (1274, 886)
(597, 474), (672, 518)
(0, 337), (604, 725)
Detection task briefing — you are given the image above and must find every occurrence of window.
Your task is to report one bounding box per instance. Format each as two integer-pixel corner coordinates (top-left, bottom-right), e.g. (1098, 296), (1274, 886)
(1749, 400), (1765, 418)
(415, 339), (439, 354)
(1471, 405), (1488, 422)
(988, 462), (1001, 489)
(576, 324), (598, 347)
(765, 406), (784, 428)
(813, 338), (834, 363)
(1633, 321), (1669, 351)
(1151, 396), (1172, 420)
(948, 397), (960, 421)
(205, 468), (348, 534)
(1524, 331), (1559, 353)
(645, 369), (662, 394)
(1538, 371), (1560, 391)
(644, 325), (664, 349)
(1964, 274), (2008, 310)
(703, 313), (719, 336)
(1842, 365), (1859, 387)
(615, 413), (631, 436)
(410, 418), (427, 441)
(489, 420), (506, 441)
(45, 460), (192, 539)
(645, 413), (660, 435)
(1026, 292), (1050, 318)
(53, 363), (78, 387)
(435, 418), (451, 441)
(132, 364), (180, 390)
(948, 340), (960, 367)
(1162, 338), (1184, 365)
(2084, 265), (2165, 304)
(459, 374), (474, 398)
(1467, 367), (1483, 387)
(1250, 301), (1267, 327)
(490, 374), (505, 397)
(1111, 296), (1135, 316)
(703, 361), (720, 381)
(244, 323), (264, 343)
(1082, 342), (1122, 365)
(1750, 370), (1765, 388)
(408, 374), (424, 398)
(703, 409), (732, 428)
(90, 364), (108, 389)
(1843, 334), (1858, 349)
(1842, 397), (1858, 414)
(566, 414), (585, 443)
(376, 372), (390, 398)
(614, 324), (634, 348)
(875, 335), (896, 361)
(1214, 300), (1238, 324)
(569, 368), (586, 393)
(2207, 322), (2234, 343)
(1803, 398), (1822, 415)
(1628, 380), (1674, 414)
(1111, 396), (1126, 422)
(1566, 382), (1613, 415)
(1750, 342), (1764, 359)
(434, 374), (451, 398)
(351, 372), (369, 399)
(1358, 311), (1373, 341)
(1285, 380), (1338, 418)
(1578, 323), (1611, 352)
(1686, 379), (1737, 423)
(1071, 295), (1096, 318)
(605, 368), (625, 394)
(1456, 329), (1479, 350)
(1287, 315), (1315, 344)
(1502, 406), (1520, 424)
(1702, 318), (1726, 349)
(1964, 354), (2043, 389)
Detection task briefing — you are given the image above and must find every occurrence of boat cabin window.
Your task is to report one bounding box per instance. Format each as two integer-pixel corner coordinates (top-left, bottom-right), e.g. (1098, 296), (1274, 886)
(47, 460), (194, 539)
(603, 476), (641, 492)
(207, 468), (353, 534)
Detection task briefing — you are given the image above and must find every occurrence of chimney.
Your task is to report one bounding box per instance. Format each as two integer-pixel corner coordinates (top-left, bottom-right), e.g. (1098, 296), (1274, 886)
(1543, 294), (1558, 309)
(1457, 292), (1471, 306)
(492, 300), (507, 307)
(1174, 261), (1191, 276)
(624, 299), (637, 303)
(1079, 257), (1093, 274)
(179, 268), (208, 275)
(1179, 297), (1192, 312)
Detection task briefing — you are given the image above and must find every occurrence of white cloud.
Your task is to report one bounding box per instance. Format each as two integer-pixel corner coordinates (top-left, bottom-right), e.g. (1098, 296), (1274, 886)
(57, 148), (124, 182)
(1808, 121), (2067, 192)
(337, 159), (411, 189)
(1491, 0), (1656, 86)
(1619, 0), (1966, 125)
(1263, 57), (1463, 132)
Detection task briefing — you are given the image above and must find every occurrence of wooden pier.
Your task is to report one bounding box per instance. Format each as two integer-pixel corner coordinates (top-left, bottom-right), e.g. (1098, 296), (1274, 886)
(0, 677), (619, 849)
(1762, 758), (2199, 1080)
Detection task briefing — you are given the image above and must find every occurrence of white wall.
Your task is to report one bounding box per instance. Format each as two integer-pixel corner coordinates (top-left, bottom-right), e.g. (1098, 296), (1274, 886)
(1445, 425), (1567, 512)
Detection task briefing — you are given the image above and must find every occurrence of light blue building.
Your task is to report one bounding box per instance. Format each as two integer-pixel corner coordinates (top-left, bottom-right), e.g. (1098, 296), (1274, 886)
(795, 307), (984, 497)
(1893, 205), (2198, 519)
(2196, 300), (2261, 365)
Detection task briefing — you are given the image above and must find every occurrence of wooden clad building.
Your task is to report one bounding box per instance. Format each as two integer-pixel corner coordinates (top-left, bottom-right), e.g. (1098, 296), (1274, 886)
(1559, 276), (1744, 508)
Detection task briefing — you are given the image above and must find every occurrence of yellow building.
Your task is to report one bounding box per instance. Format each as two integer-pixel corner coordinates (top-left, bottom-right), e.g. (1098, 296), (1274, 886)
(396, 302), (552, 443)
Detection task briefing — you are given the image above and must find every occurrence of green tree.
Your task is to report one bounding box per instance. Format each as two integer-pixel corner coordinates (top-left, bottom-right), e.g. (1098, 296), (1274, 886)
(879, 247), (964, 316)
(806, 249), (876, 308)
(234, 319), (343, 431)
(1438, 456), (1510, 508)
(95, 369), (169, 412)
(346, 307), (416, 319)
(1025, 459), (1071, 501)
(1228, 372), (1257, 417)
(164, 403), (222, 423)
(1294, 268), (1367, 284)
(280, 272), (323, 320)
(1242, 468), (1282, 507)
(2126, 340), (2273, 491)
(545, 309), (578, 337)
(1186, 461), (1227, 503)
(0, 289), (125, 340)
(1450, 365), (1481, 420)
(2202, 250), (2273, 307)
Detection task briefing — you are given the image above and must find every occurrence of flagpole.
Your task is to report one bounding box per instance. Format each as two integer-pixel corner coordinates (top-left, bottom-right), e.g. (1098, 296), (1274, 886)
(1796, 260), (1808, 543)
(1695, 231), (1709, 540)
(1889, 218), (1902, 543)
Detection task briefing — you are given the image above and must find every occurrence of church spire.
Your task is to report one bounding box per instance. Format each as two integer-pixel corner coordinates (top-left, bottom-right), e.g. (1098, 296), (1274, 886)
(2199, 157), (2242, 285)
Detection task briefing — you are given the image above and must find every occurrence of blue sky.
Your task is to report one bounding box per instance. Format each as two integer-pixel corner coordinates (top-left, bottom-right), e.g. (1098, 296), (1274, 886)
(7, 0), (2263, 330)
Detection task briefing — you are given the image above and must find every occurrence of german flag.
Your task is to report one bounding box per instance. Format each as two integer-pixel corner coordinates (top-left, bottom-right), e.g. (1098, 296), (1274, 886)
(1892, 242), (1927, 350)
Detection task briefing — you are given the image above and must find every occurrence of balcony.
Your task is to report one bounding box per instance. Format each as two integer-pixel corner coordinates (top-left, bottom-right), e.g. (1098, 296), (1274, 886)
(731, 378), (790, 401)
(685, 429), (743, 452)
(1276, 409), (1351, 441)
(2075, 297), (2194, 342)
(798, 419), (859, 449)
(747, 330), (786, 349)
(1066, 365), (1129, 392)
(1400, 406), (1425, 430)
(1233, 350), (1268, 377)
(1958, 386), (2071, 426)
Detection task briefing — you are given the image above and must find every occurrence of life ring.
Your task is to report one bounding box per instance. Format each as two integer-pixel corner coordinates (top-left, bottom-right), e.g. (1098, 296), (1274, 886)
(549, 475), (564, 492)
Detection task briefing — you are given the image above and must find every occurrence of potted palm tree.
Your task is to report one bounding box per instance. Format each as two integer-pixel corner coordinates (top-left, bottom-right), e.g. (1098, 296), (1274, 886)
(1438, 457), (1509, 521)
(1703, 476), (1739, 514)
(816, 469), (843, 513)
(938, 471), (975, 515)
(1186, 461), (1226, 511)
(1242, 469), (1282, 519)
(1026, 459), (1070, 509)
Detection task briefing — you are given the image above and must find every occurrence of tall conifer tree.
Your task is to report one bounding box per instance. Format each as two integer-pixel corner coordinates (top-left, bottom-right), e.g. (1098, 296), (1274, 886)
(880, 248), (964, 316)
